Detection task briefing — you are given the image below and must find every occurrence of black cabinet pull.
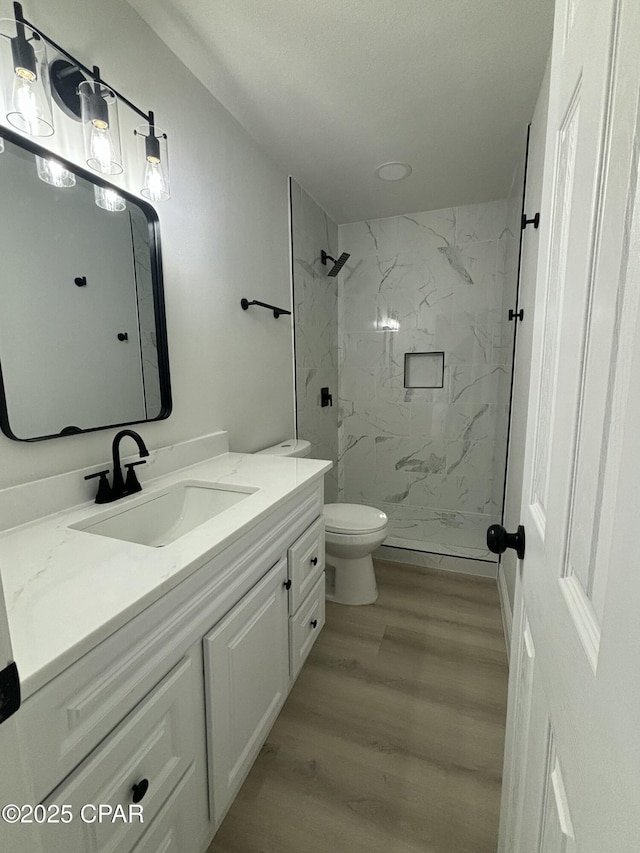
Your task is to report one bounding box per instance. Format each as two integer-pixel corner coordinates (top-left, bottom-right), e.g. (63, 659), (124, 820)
(310, 556), (318, 566)
(310, 619), (318, 629)
(283, 579), (292, 590)
(131, 779), (149, 804)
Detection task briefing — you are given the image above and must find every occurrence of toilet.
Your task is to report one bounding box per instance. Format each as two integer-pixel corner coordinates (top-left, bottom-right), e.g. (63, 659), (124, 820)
(256, 440), (388, 605)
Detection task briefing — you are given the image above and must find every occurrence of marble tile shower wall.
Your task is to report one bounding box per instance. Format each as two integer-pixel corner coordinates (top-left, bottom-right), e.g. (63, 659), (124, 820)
(338, 200), (513, 559)
(290, 179), (339, 501)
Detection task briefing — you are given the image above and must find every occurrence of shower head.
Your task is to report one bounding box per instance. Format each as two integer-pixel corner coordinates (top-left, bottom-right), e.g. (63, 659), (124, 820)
(321, 250), (350, 277)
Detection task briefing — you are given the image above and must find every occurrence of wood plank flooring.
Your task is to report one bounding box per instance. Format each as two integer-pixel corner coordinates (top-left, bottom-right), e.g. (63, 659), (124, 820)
(209, 559), (509, 853)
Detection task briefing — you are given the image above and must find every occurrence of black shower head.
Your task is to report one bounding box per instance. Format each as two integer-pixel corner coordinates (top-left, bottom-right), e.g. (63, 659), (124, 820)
(321, 250), (350, 277)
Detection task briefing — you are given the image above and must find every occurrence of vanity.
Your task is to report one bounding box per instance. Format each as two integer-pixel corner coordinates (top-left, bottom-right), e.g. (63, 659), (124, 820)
(0, 434), (330, 852)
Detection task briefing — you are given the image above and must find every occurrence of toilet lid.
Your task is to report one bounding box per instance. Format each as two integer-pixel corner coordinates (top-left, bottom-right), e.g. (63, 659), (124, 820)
(324, 503), (388, 534)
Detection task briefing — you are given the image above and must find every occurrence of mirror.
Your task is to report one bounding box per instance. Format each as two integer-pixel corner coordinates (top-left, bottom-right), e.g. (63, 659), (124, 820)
(0, 130), (171, 441)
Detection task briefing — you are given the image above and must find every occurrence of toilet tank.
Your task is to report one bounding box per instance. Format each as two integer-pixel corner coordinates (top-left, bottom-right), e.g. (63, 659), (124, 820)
(255, 439), (312, 458)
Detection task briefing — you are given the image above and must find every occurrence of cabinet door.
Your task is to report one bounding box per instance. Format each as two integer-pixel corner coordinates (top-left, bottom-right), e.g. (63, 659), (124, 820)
(204, 558), (289, 826)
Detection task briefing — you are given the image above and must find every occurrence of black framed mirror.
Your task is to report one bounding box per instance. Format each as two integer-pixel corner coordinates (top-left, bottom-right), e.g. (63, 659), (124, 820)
(0, 128), (171, 441)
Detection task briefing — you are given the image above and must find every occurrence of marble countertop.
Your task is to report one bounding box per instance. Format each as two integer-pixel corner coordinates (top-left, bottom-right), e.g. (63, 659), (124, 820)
(0, 451), (331, 699)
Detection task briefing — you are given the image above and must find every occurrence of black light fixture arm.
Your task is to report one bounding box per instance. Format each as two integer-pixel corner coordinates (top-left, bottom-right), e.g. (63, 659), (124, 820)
(12, 1), (153, 125)
(240, 298), (292, 319)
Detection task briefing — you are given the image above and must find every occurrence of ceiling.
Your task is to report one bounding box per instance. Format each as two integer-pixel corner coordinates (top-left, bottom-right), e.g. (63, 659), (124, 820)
(128, 0), (554, 224)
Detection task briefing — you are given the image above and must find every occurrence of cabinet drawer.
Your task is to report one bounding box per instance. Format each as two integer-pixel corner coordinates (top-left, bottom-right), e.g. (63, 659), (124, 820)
(289, 573), (325, 679)
(130, 763), (200, 853)
(288, 516), (325, 612)
(42, 657), (196, 853)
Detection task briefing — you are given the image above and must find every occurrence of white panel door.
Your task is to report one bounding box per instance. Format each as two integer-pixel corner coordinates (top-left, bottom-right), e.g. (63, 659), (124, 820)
(501, 59), (550, 625)
(500, 0), (640, 849)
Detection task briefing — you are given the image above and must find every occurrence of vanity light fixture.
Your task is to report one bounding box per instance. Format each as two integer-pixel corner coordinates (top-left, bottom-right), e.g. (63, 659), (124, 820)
(94, 185), (126, 212)
(2, 3), (171, 204)
(135, 114), (170, 201)
(35, 154), (75, 187)
(0, 8), (53, 137)
(78, 74), (122, 175)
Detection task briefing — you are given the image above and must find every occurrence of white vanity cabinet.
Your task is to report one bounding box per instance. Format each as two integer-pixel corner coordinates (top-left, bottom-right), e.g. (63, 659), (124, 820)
(12, 479), (327, 853)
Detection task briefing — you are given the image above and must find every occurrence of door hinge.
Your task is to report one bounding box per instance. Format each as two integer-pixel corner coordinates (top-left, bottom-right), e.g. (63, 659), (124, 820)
(508, 308), (524, 322)
(0, 661), (20, 724)
(522, 212), (540, 230)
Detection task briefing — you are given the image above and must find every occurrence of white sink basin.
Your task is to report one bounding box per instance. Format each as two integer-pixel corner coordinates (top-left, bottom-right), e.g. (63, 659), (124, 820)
(72, 480), (258, 547)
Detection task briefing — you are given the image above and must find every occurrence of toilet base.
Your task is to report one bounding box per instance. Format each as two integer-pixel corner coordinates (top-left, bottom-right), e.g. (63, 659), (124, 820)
(325, 554), (378, 606)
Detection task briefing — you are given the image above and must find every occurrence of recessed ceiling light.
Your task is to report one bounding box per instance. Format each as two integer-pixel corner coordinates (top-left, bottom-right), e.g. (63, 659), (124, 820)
(375, 162), (412, 182)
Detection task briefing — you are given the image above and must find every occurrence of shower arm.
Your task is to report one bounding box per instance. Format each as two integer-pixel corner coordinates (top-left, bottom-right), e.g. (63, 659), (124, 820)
(321, 249), (350, 276)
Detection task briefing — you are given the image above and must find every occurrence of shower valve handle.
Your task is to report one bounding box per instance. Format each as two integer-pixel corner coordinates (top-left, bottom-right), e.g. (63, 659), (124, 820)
(321, 387), (333, 407)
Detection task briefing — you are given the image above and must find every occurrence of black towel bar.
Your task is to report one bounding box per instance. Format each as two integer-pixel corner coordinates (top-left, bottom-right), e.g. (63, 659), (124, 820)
(240, 298), (291, 319)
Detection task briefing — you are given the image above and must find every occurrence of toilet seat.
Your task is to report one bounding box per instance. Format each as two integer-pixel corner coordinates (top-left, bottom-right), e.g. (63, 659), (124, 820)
(324, 503), (388, 535)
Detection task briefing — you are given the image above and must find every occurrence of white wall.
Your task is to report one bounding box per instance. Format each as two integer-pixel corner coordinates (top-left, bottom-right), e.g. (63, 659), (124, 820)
(0, 0), (294, 487)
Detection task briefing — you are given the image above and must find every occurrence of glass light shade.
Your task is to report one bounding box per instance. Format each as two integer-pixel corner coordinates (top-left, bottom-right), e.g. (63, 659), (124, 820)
(79, 80), (123, 175)
(94, 185), (126, 212)
(0, 136), (4, 154)
(136, 123), (170, 202)
(1, 19), (54, 137)
(36, 155), (76, 188)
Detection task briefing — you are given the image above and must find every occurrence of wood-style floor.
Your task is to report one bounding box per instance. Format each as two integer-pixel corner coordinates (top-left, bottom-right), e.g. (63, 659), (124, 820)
(209, 559), (509, 853)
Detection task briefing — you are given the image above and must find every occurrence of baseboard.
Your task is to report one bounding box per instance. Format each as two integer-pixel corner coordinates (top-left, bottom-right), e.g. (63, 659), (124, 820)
(497, 566), (512, 663)
(375, 545), (498, 579)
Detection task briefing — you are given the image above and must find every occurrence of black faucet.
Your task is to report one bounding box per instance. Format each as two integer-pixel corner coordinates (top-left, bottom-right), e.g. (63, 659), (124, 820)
(85, 429), (150, 504)
(111, 429), (149, 500)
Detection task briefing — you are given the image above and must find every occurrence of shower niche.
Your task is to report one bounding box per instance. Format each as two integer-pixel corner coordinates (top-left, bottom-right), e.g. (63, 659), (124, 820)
(404, 352), (445, 389)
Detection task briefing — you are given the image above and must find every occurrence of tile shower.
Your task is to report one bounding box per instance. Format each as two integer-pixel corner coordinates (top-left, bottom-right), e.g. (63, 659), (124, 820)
(338, 200), (517, 561)
(291, 184), (522, 564)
